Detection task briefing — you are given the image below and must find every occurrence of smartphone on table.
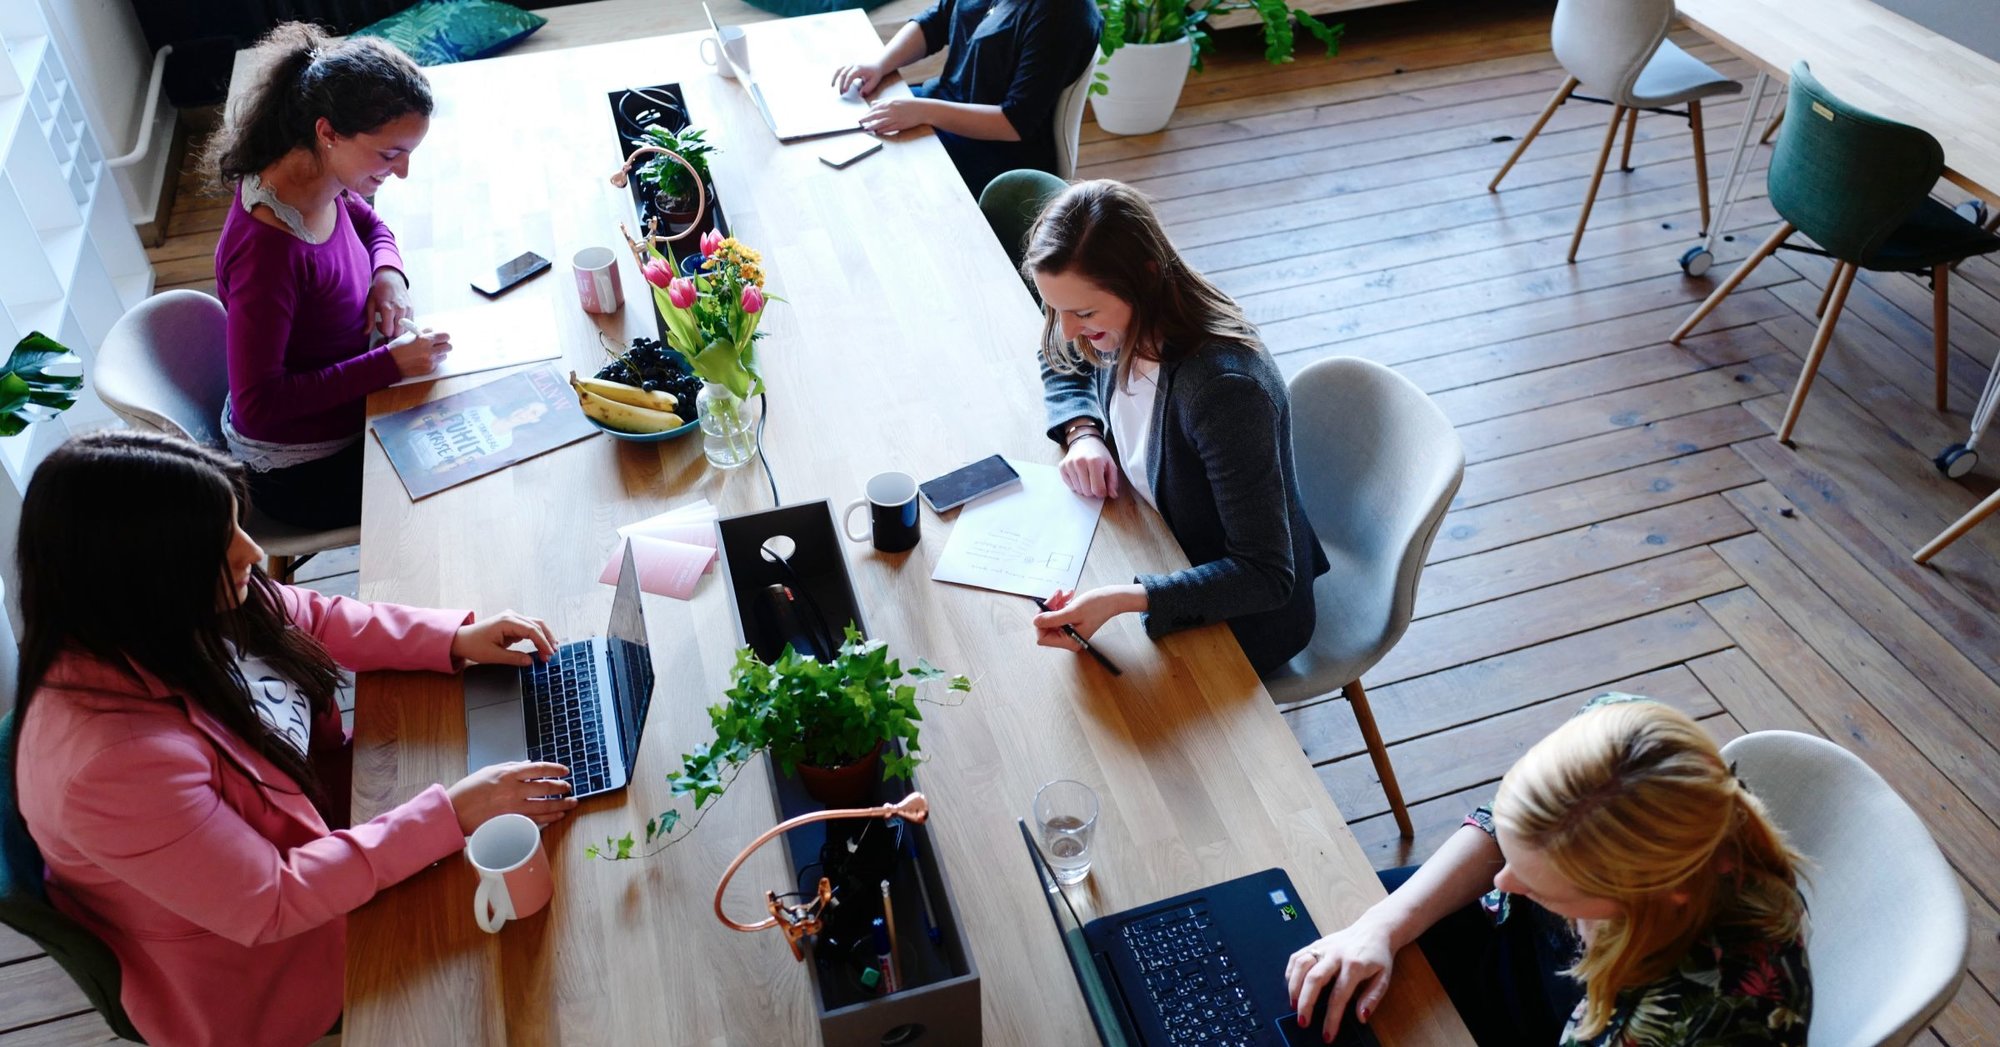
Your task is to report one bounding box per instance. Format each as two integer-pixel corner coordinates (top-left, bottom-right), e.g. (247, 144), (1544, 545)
(470, 251), (551, 297)
(919, 455), (1022, 513)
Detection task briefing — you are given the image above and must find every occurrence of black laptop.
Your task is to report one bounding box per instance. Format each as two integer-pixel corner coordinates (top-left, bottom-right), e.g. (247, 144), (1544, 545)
(461, 542), (657, 798)
(1020, 820), (1378, 1047)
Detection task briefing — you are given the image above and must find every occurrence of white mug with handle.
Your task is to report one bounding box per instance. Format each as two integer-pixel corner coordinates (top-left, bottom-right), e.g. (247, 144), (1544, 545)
(699, 30), (746, 80)
(466, 813), (554, 933)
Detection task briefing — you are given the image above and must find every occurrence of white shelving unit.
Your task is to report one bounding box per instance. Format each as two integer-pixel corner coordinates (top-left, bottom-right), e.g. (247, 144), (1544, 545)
(0, 3), (154, 488)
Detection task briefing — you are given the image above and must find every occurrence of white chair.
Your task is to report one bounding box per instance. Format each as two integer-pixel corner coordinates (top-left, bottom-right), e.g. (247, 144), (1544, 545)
(1263, 358), (1465, 838)
(93, 290), (360, 580)
(1052, 57), (1097, 181)
(1488, 0), (1742, 262)
(1721, 731), (1970, 1045)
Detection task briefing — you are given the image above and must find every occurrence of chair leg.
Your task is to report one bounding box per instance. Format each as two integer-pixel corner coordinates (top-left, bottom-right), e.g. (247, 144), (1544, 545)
(1618, 106), (1638, 173)
(267, 554), (294, 584)
(1814, 271), (1838, 318)
(1689, 100), (1711, 235)
(1489, 76), (1579, 192)
(1934, 264), (1951, 412)
(1759, 105), (1785, 145)
(1778, 262), (1859, 444)
(1346, 679), (1412, 840)
(1670, 221), (1794, 343)
(1915, 486), (2000, 564)
(1569, 104), (1627, 264)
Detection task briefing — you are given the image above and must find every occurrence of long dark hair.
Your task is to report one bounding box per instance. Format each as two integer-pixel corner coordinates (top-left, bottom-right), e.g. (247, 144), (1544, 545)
(202, 21), (433, 187)
(1022, 179), (1262, 388)
(12, 431), (343, 800)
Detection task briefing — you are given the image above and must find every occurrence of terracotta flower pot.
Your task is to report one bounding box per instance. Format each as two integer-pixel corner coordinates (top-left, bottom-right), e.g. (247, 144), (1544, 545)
(795, 741), (884, 808)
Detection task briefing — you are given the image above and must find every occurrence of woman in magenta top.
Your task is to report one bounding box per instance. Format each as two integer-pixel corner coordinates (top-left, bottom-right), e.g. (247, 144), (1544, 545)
(208, 23), (453, 530)
(12, 431), (574, 1046)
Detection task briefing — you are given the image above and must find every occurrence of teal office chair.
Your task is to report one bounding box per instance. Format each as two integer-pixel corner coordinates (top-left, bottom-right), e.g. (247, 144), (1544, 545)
(977, 169), (1068, 285)
(0, 712), (145, 1042)
(1669, 62), (2000, 451)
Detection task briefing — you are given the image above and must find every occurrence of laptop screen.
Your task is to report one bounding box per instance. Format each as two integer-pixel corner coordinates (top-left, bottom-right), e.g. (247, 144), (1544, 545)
(1019, 820), (1134, 1047)
(607, 541), (656, 769)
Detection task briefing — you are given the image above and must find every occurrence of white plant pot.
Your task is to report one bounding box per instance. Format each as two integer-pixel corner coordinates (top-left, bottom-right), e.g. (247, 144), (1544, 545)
(1090, 37), (1194, 137)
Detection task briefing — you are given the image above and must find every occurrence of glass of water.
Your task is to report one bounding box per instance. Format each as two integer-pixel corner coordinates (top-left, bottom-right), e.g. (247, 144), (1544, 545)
(1034, 779), (1100, 886)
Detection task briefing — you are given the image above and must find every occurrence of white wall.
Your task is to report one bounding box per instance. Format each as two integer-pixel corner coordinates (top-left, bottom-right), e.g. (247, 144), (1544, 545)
(38, 0), (176, 227)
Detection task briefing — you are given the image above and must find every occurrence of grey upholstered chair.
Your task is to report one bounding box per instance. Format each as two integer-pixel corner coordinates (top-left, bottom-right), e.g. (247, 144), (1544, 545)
(92, 290), (360, 580)
(1721, 731), (1970, 1046)
(1263, 358), (1465, 838)
(1489, 0), (1742, 262)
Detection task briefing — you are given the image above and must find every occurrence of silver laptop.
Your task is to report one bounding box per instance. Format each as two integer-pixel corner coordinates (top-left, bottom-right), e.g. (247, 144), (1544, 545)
(703, 2), (870, 141)
(462, 542), (656, 798)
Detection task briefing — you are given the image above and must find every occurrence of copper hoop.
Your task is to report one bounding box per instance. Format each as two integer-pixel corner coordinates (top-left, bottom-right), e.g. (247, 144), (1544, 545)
(608, 144), (709, 245)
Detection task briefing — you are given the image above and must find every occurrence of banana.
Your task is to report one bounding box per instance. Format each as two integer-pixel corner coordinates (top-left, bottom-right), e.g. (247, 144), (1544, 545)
(569, 371), (679, 412)
(575, 385), (685, 434)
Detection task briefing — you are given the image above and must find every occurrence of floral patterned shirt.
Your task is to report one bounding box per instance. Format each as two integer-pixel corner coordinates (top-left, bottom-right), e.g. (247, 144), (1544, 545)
(1463, 694), (1813, 1046)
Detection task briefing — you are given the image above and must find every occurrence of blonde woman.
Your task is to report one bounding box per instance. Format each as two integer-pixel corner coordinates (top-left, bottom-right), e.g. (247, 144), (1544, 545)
(1286, 697), (1811, 1045)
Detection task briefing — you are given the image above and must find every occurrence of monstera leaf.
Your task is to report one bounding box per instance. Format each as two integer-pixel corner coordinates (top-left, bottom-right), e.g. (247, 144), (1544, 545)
(0, 332), (82, 438)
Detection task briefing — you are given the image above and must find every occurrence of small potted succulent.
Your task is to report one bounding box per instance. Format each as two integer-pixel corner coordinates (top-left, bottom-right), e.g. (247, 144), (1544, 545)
(587, 627), (971, 861)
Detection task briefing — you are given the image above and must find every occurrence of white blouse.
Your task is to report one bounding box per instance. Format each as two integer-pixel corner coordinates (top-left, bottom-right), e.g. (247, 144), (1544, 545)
(1106, 357), (1162, 510)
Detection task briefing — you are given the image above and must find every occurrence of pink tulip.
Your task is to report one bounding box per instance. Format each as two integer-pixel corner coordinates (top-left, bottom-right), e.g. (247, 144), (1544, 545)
(740, 284), (765, 314)
(700, 229), (724, 257)
(642, 259), (674, 288)
(666, 278), (698, 309)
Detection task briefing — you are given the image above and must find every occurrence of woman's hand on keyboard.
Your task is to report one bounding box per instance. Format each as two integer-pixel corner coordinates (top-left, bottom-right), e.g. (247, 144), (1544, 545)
(448, 761), (577, 832)
(453, 612), (558, 667)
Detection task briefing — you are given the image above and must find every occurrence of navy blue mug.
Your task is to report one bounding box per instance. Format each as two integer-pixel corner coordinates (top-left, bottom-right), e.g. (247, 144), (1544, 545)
(843, 471), (920, 553)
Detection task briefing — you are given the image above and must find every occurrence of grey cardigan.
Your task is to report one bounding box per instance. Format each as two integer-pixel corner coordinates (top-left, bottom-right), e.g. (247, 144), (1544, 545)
(1042, 339), (1329, 675)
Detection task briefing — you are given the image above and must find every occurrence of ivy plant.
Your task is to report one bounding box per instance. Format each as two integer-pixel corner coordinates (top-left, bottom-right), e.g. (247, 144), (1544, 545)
(0, 332), (82, 437)
(587, 626), (971, 861)
(1091, 0), (1345, 94)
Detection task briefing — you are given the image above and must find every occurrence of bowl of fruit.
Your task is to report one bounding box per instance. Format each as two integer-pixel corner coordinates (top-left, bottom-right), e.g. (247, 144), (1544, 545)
(572, 336), (705, 441)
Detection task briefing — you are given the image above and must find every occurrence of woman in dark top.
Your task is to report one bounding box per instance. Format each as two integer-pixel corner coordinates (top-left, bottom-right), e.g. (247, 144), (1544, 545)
(832, 0), (1101, 196)
(1025, 180), (1329, 675)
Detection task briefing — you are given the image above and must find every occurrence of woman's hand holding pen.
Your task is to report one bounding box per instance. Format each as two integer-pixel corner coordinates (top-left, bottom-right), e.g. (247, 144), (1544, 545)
(387, 318), (452, 377)
(1033, 586), (1146, 650)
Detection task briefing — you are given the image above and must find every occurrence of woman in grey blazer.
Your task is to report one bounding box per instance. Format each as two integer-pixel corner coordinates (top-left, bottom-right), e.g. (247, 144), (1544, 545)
(1026, 180), (1329, 676)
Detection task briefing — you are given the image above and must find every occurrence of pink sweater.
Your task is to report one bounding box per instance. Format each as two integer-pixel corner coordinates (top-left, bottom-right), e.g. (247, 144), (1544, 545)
(17, 587), (473, 1047)
(216, 188), (407, 444)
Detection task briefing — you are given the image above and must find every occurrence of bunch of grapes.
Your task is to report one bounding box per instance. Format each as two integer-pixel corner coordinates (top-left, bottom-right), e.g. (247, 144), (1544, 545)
(597, 335), (705, 418)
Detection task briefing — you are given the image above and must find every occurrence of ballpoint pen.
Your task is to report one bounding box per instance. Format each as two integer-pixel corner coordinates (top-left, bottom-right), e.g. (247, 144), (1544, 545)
(1031, 596), (1124, 676)
(903, 830), (942, 945)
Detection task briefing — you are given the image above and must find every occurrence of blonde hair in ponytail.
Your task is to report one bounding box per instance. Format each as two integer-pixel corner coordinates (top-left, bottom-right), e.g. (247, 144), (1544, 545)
(1494, 701), (1806, 1037)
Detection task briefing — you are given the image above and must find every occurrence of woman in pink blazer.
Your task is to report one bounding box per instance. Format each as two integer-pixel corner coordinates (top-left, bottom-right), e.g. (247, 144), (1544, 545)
(11, 431), (578, 1047)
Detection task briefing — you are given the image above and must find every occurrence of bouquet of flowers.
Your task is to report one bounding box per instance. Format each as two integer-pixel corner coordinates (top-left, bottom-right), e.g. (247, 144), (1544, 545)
(627, 226), (777, 400)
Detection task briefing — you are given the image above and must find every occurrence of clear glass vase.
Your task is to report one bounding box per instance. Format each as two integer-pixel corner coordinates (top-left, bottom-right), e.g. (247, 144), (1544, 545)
(696, 381), (758, 469)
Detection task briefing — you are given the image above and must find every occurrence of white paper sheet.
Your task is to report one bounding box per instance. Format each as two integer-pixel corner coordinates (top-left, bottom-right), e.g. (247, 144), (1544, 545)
(932, 460), (1104, 598)
(388, 298), (562, 387)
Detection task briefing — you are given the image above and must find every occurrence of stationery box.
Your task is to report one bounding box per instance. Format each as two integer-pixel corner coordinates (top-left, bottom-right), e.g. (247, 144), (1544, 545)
(718, 503), (983, 1044)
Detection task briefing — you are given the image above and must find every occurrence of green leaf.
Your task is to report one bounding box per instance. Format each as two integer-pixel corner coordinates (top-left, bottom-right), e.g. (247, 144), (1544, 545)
(1, 332), (81, 434)
(614, 833), (634, 860)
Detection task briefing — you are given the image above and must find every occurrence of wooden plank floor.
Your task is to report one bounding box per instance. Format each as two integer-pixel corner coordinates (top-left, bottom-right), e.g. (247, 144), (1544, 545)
(13, 0), (1998, 1041)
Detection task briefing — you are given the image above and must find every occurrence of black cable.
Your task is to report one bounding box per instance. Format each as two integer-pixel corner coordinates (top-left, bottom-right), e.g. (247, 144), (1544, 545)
(757, 392), (779, 506)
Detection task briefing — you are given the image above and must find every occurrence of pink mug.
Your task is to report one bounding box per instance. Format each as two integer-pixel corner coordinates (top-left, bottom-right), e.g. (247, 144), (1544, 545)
(466, 813), (553, 933)
(573, 246), (623, 315)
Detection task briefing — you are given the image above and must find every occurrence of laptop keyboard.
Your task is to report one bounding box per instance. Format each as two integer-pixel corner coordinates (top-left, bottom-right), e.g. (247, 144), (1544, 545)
(1127, 904), (1260, 1046)
(523, 644), (611, 793)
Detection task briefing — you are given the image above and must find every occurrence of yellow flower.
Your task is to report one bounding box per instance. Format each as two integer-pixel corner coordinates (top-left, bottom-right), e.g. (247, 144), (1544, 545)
(740, 262), (765, 288)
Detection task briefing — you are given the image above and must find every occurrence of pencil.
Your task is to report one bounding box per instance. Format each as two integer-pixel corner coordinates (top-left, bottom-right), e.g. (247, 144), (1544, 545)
(1031, 597), (1124, 676)
(880, 880), (902, 989)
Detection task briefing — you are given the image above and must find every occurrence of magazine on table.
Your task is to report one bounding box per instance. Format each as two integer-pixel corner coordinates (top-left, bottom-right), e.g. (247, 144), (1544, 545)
(371, 364), (595, 500)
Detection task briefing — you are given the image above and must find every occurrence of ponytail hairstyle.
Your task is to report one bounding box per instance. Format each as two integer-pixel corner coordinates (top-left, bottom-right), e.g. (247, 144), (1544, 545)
(202, 22), (432, 187)
(1493, 701), (1806, 1038)
(12, 431), (344, 803)
(1021, 179), (1263, 390)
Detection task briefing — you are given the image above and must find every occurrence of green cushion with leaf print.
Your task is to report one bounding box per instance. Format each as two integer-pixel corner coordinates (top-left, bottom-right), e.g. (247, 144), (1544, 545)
(352, 0), (547, 67)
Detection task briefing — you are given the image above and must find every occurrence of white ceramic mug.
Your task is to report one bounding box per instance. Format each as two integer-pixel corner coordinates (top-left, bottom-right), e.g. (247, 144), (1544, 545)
(699, 31), (746, 80)
(573, 246), (622, 315)
(466, 813), (554, 933)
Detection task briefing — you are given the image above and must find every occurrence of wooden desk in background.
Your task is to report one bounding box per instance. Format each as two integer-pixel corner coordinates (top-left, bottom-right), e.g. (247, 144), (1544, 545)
(343, 12), (1471, 1046)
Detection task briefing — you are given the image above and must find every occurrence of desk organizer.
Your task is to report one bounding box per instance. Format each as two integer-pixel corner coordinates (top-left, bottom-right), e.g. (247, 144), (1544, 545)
(719, 504), (983, 1045)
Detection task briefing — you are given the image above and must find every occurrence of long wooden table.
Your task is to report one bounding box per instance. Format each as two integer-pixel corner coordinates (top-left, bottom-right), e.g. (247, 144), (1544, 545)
(346, 13), (1469, 1044)
(1676, 0), (2000, 263)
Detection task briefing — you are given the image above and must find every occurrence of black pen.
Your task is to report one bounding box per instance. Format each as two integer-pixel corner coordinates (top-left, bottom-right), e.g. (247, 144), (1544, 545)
(1031, 596), (1123, 676)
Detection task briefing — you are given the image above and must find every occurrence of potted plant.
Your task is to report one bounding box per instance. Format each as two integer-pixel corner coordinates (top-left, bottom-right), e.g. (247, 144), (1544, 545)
(624, 224), (781, 470)
(0, 331), (83, 437)
(1091, 0), (1344, 135)
(587, 627), (971, 861)
(631, 124), (716, 231)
